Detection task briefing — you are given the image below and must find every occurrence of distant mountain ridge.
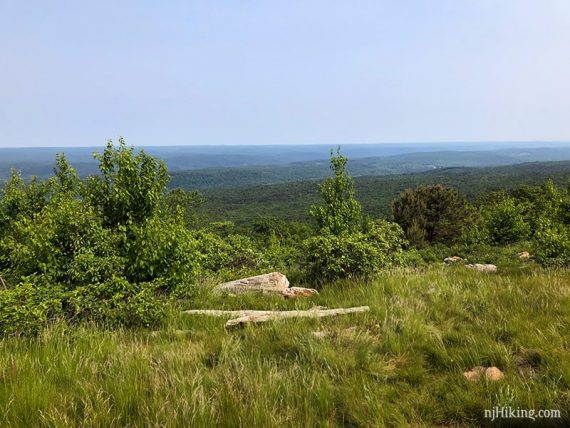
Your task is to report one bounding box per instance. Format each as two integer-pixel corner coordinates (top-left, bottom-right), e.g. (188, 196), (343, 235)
(169, 146), (570, 189)
(2, 142), (570, 182)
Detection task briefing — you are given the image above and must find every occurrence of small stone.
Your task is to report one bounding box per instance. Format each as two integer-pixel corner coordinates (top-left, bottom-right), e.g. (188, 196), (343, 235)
(485, 366), (504, 381)
(311, 330), (328, 339)
(444, 256), (463, 264)
(518, 251), (531, 259)
(463, 366), (486, 382)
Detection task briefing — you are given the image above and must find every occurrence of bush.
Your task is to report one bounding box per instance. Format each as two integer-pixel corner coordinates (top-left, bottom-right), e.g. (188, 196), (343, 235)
(0, 141), (182, 334)
(533, 221), (570, 267)
(191, 229), (272, 278)
(303, 220), (409, 283)
(0, 281), (64, 336)
(68, 278), (167, 327)
(484, 197), (531, 245)
(0, 196), (118, 285)
(125, 216), (202, 289)
(392, 185), (468, 247)
(83, 138), (169, 227)
(303, 233), (379, 283)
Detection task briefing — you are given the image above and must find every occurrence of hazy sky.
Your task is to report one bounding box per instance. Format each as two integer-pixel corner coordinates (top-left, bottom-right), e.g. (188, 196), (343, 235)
(1, 1), (570, 147)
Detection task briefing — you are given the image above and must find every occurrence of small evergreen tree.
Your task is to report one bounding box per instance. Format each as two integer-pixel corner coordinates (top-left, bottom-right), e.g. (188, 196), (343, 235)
(391, 185), (468, 246)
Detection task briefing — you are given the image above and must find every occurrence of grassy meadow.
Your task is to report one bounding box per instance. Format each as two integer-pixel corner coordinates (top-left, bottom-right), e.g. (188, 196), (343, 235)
(1, 265), (568, 427)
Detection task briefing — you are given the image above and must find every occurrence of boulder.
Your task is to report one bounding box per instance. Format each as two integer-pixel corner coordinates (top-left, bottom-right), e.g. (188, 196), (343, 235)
(466, 263), (497, 273)
(444, 256), (463, 264)
(215, 272), (289, 295)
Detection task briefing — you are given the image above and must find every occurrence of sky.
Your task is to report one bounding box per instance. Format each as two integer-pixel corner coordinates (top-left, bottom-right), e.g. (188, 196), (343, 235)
(1, 0), (570, 148)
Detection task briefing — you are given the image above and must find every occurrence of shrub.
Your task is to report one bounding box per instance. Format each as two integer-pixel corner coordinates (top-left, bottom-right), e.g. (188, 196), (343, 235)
(391, 185), (468, 246)
(68, 278), (167, 327)
(303, 232), (380, 283)
(303, 220), (409, 283)
(484, 197), (531, 245)
(0, 171), (54, 234)
(125, 216), (203, 289)
(83, 138), (169, 227)
(191, 229), (271, 278)
(0, 196), (117, 285)
(0, 281), (64, 336)
(533, 221), (570, 267)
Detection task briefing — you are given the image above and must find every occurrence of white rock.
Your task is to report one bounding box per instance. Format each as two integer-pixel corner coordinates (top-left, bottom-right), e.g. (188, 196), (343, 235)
(214, 272), (289, 295)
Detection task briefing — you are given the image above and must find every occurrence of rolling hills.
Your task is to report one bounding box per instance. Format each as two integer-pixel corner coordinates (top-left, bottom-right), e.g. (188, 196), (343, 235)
(197, 160), (570, 225)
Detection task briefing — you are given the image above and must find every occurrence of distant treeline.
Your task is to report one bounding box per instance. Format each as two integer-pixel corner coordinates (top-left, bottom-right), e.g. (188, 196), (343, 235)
(197, 161), (570, 226)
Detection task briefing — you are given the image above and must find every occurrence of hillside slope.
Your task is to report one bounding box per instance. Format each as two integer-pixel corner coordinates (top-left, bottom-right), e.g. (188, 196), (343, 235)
(198, 160), (570, 225)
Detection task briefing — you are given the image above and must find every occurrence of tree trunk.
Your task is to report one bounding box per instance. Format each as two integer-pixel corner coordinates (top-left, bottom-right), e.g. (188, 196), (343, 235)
(183, 306), (370, 328)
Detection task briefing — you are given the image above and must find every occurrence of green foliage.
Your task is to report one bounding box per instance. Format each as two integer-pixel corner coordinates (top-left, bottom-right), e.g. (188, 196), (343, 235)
(3, 140), (570, 336)
(0, 141), (184, 334)
(161, 187), (205, 228)
(125, 216), (202, 288)
(303, 220), (408, 283)
(392, 185), (468, 246)
(305, 151), (410, 283)
(483, 196), (531, 245)
(84, 138), (169, 227)
(0, 170), (53, 234)
(310, 147), (362, 235)
(303, 233), (379, 283)
(0, 281), (64, 336)
(0, 197), (117, 285)
(53, 154), (80, 195)
(191, 229), (271, 279)
(199, 161), (570, 227)
(533, 220), (570, 267)
(68, 278), (167, 327)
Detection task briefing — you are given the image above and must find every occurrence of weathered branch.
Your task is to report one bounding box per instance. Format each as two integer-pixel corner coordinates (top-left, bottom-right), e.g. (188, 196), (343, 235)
(183, 306), (370, 328)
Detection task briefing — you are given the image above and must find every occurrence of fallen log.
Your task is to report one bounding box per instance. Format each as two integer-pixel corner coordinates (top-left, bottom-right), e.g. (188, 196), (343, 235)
(183, 306), (370, 328)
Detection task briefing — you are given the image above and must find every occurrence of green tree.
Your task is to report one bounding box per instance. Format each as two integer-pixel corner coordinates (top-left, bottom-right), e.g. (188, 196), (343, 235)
(310, 147), (362, 235)
(84, 138), (169, 227)
(391, 185), (468, 246)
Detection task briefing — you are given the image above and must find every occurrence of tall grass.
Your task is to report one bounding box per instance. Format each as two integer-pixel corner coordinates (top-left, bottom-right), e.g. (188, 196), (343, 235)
(1, 266), (569, 427)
